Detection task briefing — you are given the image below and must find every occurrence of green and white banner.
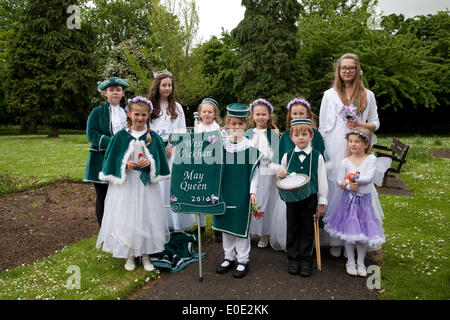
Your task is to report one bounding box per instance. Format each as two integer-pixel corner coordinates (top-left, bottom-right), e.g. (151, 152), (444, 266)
(168, 131), (225, 215)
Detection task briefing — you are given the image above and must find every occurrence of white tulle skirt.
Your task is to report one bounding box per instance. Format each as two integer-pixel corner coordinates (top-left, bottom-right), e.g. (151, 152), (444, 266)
(161, 154), (196, 231)
(250, 170), (278, 236)
(96, 170), (170, 258)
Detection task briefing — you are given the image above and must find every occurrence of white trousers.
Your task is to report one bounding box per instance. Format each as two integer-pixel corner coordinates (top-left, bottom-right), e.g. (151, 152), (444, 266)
(222, 233), (251, 264)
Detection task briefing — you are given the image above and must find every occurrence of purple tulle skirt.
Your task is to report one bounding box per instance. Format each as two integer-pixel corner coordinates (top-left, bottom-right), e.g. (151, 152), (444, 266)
(324, 190), (386, 246)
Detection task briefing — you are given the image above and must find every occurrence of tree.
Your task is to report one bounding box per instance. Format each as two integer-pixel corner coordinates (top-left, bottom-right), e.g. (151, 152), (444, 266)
(0, 0), (26, 126)
(5, 0), (98, 136)
(81, 0), (154, 56)
(232, 0), (303, 125)
(195, 31), (241, 111)
(296, 0), (378, 110)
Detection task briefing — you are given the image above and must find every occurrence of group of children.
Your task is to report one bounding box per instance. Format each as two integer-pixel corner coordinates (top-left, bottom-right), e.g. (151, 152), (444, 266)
(85, 73), (386, 279)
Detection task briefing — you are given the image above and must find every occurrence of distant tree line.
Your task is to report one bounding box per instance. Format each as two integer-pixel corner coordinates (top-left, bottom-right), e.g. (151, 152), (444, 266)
(1, 0), (448, 135)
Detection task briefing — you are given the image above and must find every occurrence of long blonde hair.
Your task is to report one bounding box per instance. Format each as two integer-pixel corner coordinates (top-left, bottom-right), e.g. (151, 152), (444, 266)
(333, 53), (367, 113)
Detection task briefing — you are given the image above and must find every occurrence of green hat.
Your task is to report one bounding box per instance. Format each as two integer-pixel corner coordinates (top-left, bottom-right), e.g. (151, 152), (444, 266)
(97, 77), (129, 91)
(290, 118), (312, 127)
(202, 98), (219, 108)
(226, 103), (249, 118)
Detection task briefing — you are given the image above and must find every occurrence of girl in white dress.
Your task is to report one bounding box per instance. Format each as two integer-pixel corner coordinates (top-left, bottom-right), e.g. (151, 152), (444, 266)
(148, 71), (196, 232)
(245, 99), (281, 248)
(319, 53), (381, 257)
(97, 97), (171, 271)
(324, 128), (385, 277)
(193, 98), (223, 242)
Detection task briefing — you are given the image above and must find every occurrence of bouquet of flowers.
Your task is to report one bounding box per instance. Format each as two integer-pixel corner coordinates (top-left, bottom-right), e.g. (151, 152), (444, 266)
(251, 204), (264, 220)
(346, 170), (360, 195)
(338, 104), (358, 122)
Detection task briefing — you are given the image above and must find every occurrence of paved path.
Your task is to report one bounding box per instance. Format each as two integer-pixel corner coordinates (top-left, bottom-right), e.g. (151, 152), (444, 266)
(131, 237), (378, 301)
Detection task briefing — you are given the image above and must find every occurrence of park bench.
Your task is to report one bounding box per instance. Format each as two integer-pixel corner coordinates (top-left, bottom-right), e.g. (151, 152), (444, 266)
(372, 137), (410, 182)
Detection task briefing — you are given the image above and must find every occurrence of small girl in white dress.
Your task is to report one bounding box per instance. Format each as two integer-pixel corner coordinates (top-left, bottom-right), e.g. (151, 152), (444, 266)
(324, 127), (385, 277)
(97, 97), (171, 271)
(194, 98), (224, 242)
(245, 98), (281, 248)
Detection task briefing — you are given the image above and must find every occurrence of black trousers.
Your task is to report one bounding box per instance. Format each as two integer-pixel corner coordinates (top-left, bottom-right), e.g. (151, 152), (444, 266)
(285, 194), (317, 266)
(94, 183), (108, 227)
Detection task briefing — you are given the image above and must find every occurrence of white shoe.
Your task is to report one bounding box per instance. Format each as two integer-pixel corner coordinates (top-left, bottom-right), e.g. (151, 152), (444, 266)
(258, 235), (269, 248)
(357, 264), (367, 277)
(346, 263), (357, 276)
(330, 246), (342, 258)
(142, 254), (155, 272)
(125, 257), (136, 271)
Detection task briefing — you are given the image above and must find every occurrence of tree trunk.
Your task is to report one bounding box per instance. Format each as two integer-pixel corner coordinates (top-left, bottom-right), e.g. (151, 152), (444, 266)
(47, 127), (59, 138)
(20, 116), (28, 133)
(30, 121), (38, 134)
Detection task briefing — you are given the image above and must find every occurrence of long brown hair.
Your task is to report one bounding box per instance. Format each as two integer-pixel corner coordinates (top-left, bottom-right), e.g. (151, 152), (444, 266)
(148, 74), (178, 121)
(333, 53), (367, 113)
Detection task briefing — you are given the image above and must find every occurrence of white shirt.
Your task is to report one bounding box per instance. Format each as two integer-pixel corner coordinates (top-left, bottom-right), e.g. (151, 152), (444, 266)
(280, 143), (328, 205)
(110, 104), (127, 135)
(194, 121), (221, 133)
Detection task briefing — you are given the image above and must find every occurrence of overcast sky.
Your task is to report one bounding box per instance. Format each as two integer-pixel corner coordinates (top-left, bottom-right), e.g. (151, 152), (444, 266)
(195, 0), (449, 43)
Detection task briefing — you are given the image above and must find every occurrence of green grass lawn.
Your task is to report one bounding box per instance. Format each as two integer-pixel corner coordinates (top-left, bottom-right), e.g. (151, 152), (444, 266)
(0, 134), (88, 193)
(375, 135), (449, 300)
(0, 132), (448, 300)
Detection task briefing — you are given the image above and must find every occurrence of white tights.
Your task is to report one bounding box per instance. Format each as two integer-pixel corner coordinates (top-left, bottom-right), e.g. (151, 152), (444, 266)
(344, 242), (367, 266)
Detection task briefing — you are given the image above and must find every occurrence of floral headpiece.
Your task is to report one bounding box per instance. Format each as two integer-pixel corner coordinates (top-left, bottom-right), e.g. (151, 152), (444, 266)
(152, 69), (173, 78)
(126, 96), (154, 113)
(345, 130), (370, 142)
(249, 98), (274, 113)
(287, 98), (310, 110)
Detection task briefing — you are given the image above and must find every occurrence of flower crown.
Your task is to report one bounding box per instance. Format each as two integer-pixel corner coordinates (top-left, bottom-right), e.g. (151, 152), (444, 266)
(345, 130), (370, 142)
(249, 98), (274, 113)
(126, 96), (154, 113)
(287, 98), (310, 110)
(152, 69), (173, 78)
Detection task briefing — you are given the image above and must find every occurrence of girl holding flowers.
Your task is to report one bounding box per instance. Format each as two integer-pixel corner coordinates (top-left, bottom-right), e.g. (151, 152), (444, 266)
(324, 127), (385, 277)
(245, 98), (280, 248)
(96, 97), (170, 272)
(318, 53), (380, 258)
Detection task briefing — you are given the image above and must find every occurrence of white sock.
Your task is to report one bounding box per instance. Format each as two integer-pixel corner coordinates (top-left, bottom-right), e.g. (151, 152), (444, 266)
(356, 242), (367, 266)
(236, 264), (246, 271)
(345, 243), (356, 265)
(221, 260), (230, 267)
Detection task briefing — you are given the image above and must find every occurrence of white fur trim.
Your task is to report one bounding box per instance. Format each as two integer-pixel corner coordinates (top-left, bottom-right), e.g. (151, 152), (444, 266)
(99, 139), (137, 185)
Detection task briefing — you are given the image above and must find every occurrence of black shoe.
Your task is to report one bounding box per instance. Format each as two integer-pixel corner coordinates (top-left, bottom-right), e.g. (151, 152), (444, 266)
(200, 226), (206, 233)
(288, 263), (300, 275)
(299, 264), (313, 277)
(216, 259), (235, 274)
(215, 231), (222, 243)
(233, 262), (249, 278)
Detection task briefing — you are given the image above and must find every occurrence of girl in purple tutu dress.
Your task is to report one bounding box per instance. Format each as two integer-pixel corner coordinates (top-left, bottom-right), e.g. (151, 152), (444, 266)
(324, 127), (385, 277)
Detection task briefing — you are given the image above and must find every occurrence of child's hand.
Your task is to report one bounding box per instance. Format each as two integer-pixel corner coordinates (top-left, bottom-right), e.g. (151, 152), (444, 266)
(277, 169), (287, 178)
(250, 193), (257, 205)
(316, 204), (325, 217)
(165, 146), (174, 158)
(127, 160), (138, 170)
(138, 158), (150, 168)
(339, 180), (348, 190)
(346, 119), (360, 130)
(349, 181), (358, 191)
